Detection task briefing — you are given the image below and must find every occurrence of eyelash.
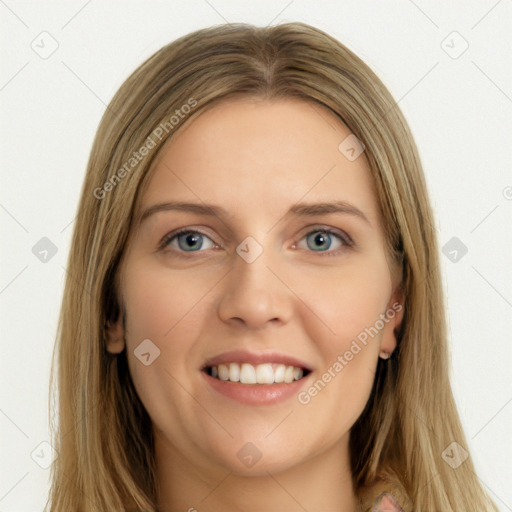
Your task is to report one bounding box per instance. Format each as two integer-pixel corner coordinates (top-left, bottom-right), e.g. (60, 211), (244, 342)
(158, 226), (354, 258)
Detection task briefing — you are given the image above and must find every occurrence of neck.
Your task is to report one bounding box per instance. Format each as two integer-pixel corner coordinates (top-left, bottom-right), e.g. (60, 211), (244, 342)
(154, 431), (359, 512)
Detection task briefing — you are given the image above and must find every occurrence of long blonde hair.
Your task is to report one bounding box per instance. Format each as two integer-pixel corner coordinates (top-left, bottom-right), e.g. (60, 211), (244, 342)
(46, 22), (498, 511)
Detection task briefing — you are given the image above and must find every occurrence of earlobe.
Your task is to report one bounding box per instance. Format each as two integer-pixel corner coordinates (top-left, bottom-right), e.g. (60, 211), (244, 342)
(105, 318), (126, 354)
(380, 289), (405, 358)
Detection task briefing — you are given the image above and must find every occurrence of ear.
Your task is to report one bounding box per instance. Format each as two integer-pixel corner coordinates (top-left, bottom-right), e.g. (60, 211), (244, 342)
(105, 316), (126, 354)
(379, 285), (405, 357)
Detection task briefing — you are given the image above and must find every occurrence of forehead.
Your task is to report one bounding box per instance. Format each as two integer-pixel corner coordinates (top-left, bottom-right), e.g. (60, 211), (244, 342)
(140, 97), (380, 227)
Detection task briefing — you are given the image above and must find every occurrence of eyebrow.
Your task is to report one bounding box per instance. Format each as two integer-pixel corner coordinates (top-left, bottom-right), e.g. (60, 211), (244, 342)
(138, 200), (370, 225)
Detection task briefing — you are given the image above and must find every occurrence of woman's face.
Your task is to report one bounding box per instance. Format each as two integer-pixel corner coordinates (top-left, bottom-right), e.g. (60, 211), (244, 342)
(108, 97), (403, 477)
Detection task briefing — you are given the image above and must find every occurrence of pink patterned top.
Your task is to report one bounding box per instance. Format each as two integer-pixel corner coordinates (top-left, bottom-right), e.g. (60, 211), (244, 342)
(359, 474), (411, 512)
(367, 491), (405, 512)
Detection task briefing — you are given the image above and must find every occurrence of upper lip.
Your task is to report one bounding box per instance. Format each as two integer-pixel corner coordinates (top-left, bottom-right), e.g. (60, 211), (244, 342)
(201, 350), (313, 372)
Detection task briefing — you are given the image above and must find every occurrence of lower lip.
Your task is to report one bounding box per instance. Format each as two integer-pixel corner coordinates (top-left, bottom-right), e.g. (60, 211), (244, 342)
(202, 371), (310, 405)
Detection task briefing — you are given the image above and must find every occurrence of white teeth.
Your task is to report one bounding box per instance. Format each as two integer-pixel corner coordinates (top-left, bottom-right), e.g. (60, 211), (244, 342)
(229, 362), (240, 382)
(293, 367), (303, 380)
(273, 364), (286, 383)
(208, 362), (307, 384)
(240, 363), (256, 384)
(255, 363), (274, 384)
(218, 364), (229, 381)
(284, 365), (294, 383)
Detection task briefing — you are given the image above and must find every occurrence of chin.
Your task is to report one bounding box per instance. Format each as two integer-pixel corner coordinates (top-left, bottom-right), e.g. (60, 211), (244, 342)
(202, 437), (308, 477)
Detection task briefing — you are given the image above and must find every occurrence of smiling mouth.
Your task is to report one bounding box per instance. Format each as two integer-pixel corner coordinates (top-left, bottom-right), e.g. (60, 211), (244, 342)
(203, 362), (311, 385)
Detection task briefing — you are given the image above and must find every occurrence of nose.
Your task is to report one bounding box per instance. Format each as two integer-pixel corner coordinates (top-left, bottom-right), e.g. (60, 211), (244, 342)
(216, 242), (293, 330)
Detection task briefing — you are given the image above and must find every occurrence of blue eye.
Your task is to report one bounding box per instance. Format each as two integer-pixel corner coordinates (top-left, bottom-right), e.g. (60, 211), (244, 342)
(300, 228), (350, 254)
(159, 227), (352, 256)
(306, 231), (335, 251)
(161, 230), (216, 252)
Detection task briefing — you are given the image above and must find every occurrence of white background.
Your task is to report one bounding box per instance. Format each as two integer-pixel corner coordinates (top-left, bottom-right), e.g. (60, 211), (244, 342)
(1, 1), (511, 510)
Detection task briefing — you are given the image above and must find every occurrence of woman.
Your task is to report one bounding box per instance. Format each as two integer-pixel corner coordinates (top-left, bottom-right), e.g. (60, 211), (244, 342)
(46, 22), (499, 511)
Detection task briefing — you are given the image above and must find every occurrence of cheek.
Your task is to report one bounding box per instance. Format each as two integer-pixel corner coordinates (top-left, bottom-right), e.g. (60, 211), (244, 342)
(122, 258), (212, 345)
(296, 254), (392, 353)
(293, 255), (391, 421)
(120, 261), (211, 412)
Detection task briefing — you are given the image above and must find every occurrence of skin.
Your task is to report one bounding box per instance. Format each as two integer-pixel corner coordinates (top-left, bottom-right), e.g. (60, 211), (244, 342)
(107, 97), (404, 512)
